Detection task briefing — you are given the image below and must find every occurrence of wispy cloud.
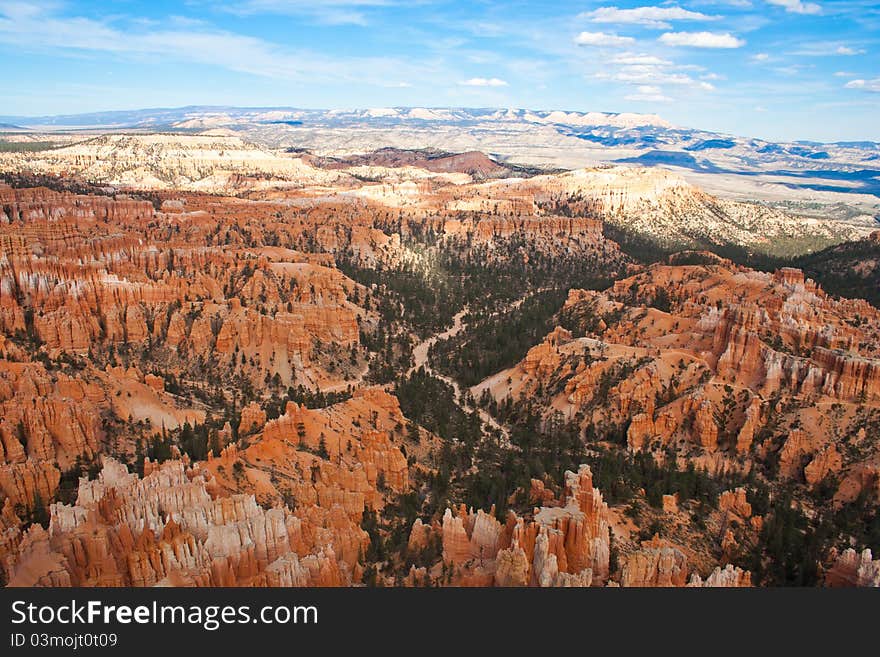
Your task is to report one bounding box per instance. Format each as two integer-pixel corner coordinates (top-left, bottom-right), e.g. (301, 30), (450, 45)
(845, 78), (880, 92)
(765, 0), (822, 15)
(0, 3), (438, 85)
(218, 0), (397, 25)
(659, 31), (745, 47)
(574, 31), (635, 47)
(581, 6), (718, 30)
(595, 65), (715, 90)
(695, 1), (753, 6)
(459, 77), (508, 87)
(610, 53), (673, 66)
(793, 42), (868, 56)
(591, 40), (721, 102)
(625, 85), (673, 102)
(774, 64), (806, 75)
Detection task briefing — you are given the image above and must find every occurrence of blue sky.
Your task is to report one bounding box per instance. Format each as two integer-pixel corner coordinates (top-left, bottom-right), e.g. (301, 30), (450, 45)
(1, 1), (878, 141)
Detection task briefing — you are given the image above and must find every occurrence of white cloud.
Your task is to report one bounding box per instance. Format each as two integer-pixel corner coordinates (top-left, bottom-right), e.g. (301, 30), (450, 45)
(834, 71), (856, 77)
(574, 31), (635, 47)
(766, 0), (822, 14)
(597, 48), (720, 93)
(845, 78), (880, 92)
(659, 31), (745, 48)
(459, 77), (508, 87)
(220, 0), (401, 26)
(794, 42), (868, 56)
(752, 52), (770, 61)
(582, 6), (717, 29)
(774, 65), (804, 75)
(597, 66), (714, 90)
(0, 4), (437, 85)
(610, 53), (672, 66)
(625, 85), (673, 102)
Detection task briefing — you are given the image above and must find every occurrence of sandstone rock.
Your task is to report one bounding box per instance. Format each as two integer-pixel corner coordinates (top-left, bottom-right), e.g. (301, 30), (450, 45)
(144, 374), (165, 392)
(434, 465), (610, 587)
(621, 539), (688, 587)
(804, 445), (843, 487)
(736, 398), (762, 454)
(493, 542), (530, 587)
(6, 457), (357, 587)
(441, 508), (472, 566)
(688, 565), (751, 587)
(721, 529), (738, 559)
(825, 548), (880, 587)
(407, 518), (431, 554)
(692, 400), (718, 452)
(482, 258), (880, 498)
(528, 479), (555, 505)
(239, 402), (267, 436)
(718, 488), (752, 518)
(779, 429), (818, 480)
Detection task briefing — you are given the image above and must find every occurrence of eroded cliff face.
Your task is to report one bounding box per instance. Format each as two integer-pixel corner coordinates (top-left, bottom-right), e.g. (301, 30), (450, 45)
(3, 387), (414, 587)
(2, 394), (624, 588)
(0, 185), (380, 519)
(420, 465), (611, 587)
(0, 186), (367, 388)
(6, 457), (351, 587)
(505, 167), (869, 251)
(399, 467), (753, 588)
(476, 260), (880, 506)
(0, 362), (101, 510)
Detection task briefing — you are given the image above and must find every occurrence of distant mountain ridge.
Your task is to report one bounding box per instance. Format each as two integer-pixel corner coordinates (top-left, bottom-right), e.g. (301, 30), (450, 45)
(2, 105), (879, 209)
(0, 105), (674, 130)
